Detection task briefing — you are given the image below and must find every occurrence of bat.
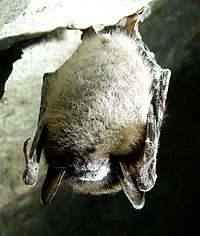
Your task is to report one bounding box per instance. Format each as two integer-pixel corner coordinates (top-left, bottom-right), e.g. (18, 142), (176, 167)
(22, 10), (170, 210)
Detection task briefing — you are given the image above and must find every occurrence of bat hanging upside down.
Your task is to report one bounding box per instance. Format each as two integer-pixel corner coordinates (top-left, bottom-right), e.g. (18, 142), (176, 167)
(22, 12), (171, 210)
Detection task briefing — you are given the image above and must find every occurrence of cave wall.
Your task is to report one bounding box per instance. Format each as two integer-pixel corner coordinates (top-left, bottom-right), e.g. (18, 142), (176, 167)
(0, 0), (200, 235)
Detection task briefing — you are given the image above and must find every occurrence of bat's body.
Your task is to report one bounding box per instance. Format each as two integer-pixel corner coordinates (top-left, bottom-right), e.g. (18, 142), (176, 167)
(43, 32), (152, 194)
(23, 19), (170, 210)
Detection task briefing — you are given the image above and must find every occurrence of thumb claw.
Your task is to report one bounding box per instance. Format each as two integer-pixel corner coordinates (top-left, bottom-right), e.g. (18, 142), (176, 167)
(23, 138), (39, 186)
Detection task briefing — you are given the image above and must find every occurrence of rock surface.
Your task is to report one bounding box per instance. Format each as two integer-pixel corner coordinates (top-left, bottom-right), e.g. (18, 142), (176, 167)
(0, 0), (30, 29)
(0, 0), (153, 50)
(1, 0), (200, 235)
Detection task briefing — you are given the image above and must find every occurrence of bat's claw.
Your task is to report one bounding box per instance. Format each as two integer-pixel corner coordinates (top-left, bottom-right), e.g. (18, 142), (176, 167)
(23, 162), (39, 186)
(23, 138), (39, 186)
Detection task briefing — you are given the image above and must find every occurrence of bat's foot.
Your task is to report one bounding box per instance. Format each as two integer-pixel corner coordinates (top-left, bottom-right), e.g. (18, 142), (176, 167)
(125, 14), (138, 36)
(125, 6), (151, 37)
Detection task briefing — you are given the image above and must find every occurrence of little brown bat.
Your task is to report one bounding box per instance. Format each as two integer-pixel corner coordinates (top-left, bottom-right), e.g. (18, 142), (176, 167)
(23, 12), (170, 210)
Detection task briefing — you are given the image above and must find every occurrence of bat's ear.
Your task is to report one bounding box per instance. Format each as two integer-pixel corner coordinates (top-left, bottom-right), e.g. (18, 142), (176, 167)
(41, 166), (66, 206)
(118, 161), (145, 210)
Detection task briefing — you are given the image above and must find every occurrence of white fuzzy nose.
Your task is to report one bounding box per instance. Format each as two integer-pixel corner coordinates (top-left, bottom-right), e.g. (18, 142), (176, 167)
(78, 159), (110, 182)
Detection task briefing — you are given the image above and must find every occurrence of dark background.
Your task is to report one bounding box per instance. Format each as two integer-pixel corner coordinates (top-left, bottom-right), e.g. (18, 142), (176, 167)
(0, 0), (200, 235)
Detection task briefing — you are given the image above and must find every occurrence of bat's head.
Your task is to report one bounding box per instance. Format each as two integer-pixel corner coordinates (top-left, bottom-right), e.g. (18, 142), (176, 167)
(41, 121), (146, 209)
